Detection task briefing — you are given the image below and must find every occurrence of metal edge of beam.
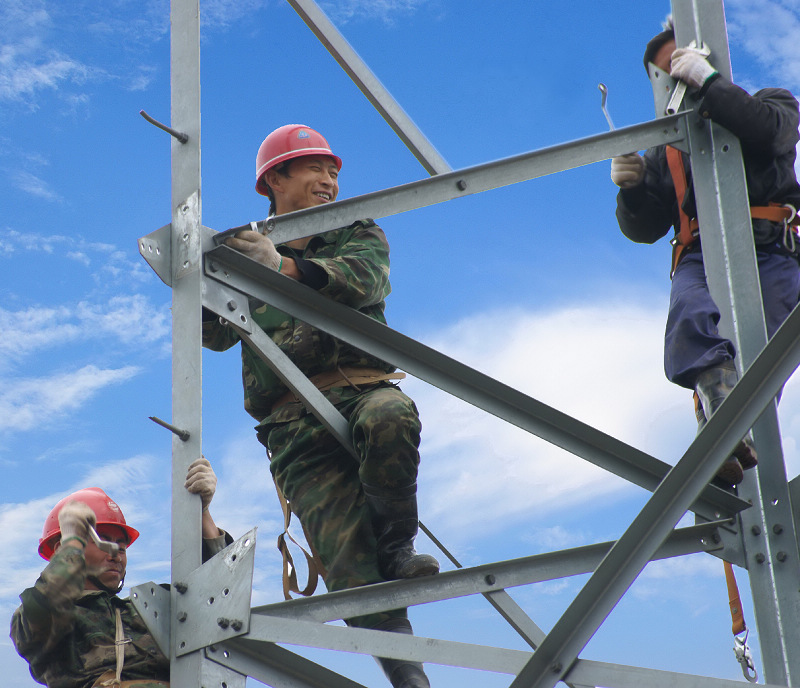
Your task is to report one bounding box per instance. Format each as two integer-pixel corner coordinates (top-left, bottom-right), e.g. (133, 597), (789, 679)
(673, 0), (800, 681)
(241, 614), (533, 673)
(249, 115), (687, 245)
(567, 658), (781, 688)
(206, 639), (367, 688)
(250, 522), (724, 624)
(505, 294), (800, 688)
(203, 246), (749, 519)
(286, 0), (451, 176)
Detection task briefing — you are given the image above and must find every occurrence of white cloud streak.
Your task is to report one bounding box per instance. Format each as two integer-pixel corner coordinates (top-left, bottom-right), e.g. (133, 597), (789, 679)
(727, 0), (800, 90)
(0, 365), (140, 432)
(0, 295), (170, 366)
(320, 0), (431, 24)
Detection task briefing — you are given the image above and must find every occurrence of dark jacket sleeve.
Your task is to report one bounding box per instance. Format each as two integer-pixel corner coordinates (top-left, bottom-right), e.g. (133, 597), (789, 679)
(10, 546), (86, 662)
(615, 146), (675, 244)
(698, 79), (800, 158)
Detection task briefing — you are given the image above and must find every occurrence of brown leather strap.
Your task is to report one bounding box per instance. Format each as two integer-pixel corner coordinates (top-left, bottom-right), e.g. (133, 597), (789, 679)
(274, 479), (326, 600)
(271, 367), (406, 413)
(724, 560), (747, 635)
(93, 672), (169, 688)
(751, 204), (799, 224)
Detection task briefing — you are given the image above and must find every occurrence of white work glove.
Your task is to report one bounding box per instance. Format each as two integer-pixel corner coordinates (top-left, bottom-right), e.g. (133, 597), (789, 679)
(59, 501), (96, 544)
(225, 230), (281, 271)
(185, 457), (217, 511)
(670, 48), (718, 89)
(611, 153), (645, 189)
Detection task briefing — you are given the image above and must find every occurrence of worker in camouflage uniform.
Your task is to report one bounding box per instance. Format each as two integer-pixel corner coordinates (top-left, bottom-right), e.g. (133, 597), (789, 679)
(11, 458), (232, 688)
(611, 17), (800, 485)
(202, 124), (438, 688)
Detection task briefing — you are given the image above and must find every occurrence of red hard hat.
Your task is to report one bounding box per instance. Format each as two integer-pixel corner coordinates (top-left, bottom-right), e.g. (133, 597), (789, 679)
(255, 124), (342, 196)
(38, 487), (140, 560)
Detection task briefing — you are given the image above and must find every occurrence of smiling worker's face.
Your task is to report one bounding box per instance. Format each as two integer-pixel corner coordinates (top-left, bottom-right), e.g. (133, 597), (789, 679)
(266, 155), (340, 215)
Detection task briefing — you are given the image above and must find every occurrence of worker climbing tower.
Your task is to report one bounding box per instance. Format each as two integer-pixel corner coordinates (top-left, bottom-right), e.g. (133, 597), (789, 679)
(135, 0), (800, 686)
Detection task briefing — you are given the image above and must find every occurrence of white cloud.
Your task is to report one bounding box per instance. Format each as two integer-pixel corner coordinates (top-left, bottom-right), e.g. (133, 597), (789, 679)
(404, 300), (693, 542)
(0, 295), (170, 366)
(727, 0), (800, 89)
(10, 170), (62, 201)
(320, 0), (432, 24)
(0, 364), (140, 432)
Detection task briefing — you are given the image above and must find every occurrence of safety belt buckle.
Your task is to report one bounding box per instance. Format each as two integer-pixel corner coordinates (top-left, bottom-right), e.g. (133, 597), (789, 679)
(733, 631), (758, 683)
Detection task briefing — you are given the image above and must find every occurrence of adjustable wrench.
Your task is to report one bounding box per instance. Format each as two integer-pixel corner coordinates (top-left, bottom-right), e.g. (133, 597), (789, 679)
(666, 40), (711, 115)
(89, 524), (120, 556)
(598, 83), (614, 130)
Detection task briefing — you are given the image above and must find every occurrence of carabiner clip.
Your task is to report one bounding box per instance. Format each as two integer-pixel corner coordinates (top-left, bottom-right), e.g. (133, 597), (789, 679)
(733, 630), (758, 683)
(782, 203), (797, 253)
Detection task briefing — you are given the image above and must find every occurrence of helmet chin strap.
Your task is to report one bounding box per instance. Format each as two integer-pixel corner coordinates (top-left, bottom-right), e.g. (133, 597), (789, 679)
(87, 574), (125, 595)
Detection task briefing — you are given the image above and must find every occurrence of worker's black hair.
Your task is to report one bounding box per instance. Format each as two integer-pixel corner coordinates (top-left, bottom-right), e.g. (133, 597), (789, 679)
(643, 15), (675, 74)
(263, 160), (292, 217)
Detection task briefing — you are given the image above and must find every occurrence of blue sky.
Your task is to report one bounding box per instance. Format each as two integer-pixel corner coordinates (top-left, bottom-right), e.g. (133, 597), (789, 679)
(2, 0), (800, 686)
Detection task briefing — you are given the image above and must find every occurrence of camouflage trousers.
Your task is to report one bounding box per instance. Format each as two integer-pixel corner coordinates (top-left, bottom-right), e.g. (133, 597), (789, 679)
(257, 383), (422, 629)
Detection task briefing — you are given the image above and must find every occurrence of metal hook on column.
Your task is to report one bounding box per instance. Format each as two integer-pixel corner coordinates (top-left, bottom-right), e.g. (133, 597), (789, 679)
(139, 110), (189, 144)
(149, 415), (191, 441)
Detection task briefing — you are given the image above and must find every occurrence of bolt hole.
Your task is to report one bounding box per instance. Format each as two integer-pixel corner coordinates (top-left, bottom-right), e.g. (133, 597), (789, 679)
(208, 597), (215, 605)
(182, 261), (189, 269)
(154, 611), (158, 619)
(156, 247), (160, 255)
(231, 554), (237, 562)
(722, 144), (730, 152)
(180, 642), (186, 649)
(223, 588), (230, 596)
(245, 538), (251, 547)
(773, 498), (780, 506)
(240, 315), (247, 323)
(223, 650), (230, 658)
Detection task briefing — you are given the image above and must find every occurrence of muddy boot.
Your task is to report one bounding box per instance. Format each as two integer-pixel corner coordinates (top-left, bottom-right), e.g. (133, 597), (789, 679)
(372, 617), (431, 688)
(363, 482), (439, 580)
(694, 362), (758, 485)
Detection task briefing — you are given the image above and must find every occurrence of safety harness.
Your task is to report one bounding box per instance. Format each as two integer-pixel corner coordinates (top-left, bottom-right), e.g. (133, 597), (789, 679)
(91, 608), (169, 687)
(270, 366), (407, 599)
(665, 145), (799, 277)
(724, 561), (758, 682)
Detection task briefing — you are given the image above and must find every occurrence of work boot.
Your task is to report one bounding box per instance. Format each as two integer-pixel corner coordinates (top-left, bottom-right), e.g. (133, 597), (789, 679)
(694, 362), (758, 485)
(363, 483), (439, 580)
(372, 617), (431, 688)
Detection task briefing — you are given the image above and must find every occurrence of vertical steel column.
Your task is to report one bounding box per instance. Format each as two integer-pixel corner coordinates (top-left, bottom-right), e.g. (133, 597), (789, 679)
(673, 0), (800, 683)
(169, 0), (203, 685)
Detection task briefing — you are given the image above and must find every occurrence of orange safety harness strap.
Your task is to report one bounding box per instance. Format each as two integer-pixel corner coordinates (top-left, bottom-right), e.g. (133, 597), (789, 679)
(724, 560), (747, 635)
(665, 146), (698, 278)
(665, 146), (799, 277)
(274, 478), (326, 600)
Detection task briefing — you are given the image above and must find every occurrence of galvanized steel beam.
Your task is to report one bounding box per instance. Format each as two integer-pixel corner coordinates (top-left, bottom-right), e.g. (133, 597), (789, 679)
(235, 116), (688, 246)
(251, 522), (723, 624)
(672, 0), (800, 683)
(286, 0), (451, 176)
(203, 244), (749, 520)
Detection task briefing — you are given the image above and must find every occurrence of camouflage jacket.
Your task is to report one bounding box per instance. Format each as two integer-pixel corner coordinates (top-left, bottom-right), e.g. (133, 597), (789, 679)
(203, 220), (395, 424)
(11, 533), (232, 687)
